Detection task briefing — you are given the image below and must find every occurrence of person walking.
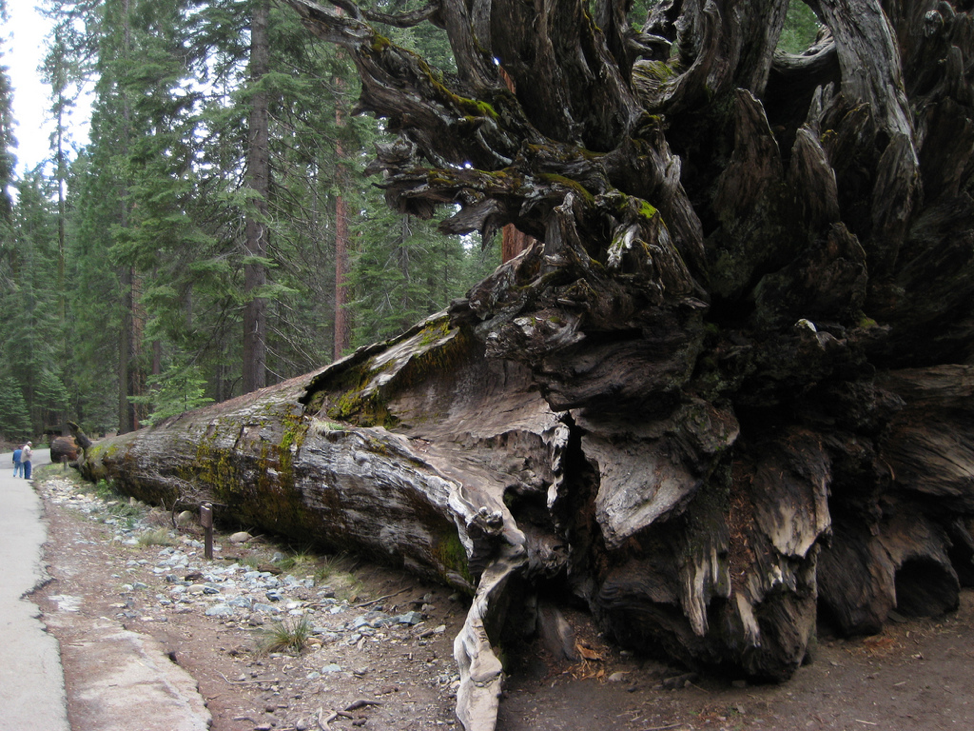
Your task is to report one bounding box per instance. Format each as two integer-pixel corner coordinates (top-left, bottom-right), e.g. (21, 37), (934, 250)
(21, 441), (33, 480)
(12, 446), (22, 477)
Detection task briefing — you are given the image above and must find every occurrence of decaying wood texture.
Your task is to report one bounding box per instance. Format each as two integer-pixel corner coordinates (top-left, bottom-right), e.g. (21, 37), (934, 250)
(77, 2), (974, 729)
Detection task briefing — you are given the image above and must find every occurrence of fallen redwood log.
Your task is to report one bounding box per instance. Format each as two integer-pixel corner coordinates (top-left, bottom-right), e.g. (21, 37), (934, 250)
(74, 306), (974, 731)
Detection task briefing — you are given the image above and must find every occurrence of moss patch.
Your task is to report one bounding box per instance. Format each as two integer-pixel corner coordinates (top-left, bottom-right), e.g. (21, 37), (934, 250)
(312, 314), (473, 429)
(433, 529), (475, 590)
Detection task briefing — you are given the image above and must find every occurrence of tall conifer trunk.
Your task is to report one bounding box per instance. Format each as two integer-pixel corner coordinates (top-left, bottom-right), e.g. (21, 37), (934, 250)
(333, 66), (351, 359)
(117, 0), (144, 434)
(242, 0), (270, 393)
(333, 186), (350, 359)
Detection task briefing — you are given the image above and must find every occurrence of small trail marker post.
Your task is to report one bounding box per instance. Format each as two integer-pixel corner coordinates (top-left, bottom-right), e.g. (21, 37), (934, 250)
(201, 503), (214, 559)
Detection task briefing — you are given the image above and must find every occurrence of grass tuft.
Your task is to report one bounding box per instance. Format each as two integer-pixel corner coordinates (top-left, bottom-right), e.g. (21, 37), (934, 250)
(274, 549), (317, 572)
(137, 527), (177, 547)
(314, 552), (364, 603)
(257, 616), (313, 655)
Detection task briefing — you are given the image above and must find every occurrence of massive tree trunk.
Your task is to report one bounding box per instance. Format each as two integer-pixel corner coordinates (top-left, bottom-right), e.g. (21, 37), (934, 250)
(78, 1), (974, 729)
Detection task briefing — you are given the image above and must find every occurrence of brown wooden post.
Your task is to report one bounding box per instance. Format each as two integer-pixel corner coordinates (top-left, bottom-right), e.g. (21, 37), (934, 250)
(200, 503), (214, 560)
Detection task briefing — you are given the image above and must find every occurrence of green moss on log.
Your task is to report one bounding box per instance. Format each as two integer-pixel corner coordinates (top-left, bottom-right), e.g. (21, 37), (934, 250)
(317, 315), (472, 428)
(433, 529), (475, 591)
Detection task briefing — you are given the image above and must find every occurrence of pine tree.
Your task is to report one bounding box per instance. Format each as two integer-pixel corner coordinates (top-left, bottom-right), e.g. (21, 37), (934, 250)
(64, 151), (122, 432)
(35, 369), (70, 433)
(242, 0), (270, 392)
(0, 376), (32, 441)
(3, 172), (63, 435)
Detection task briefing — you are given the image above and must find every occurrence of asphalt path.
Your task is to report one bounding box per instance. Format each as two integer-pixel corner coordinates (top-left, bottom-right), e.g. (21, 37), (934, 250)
(0, 447), (70, 730)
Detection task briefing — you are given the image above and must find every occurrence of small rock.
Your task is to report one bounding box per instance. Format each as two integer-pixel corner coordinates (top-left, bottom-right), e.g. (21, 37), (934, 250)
(321, 663), (342, 673)
(205, 604), (233, 617)
(229, 531), (252, 544)
(396, 611), (424, 626)
(607, 672), (629, 683)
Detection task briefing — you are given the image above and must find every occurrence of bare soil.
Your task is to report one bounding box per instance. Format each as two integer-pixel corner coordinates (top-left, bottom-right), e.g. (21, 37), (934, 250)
(32, 467), (974, 731)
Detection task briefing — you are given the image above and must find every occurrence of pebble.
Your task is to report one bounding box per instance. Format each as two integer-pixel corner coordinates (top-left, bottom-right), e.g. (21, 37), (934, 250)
(396, 611), (424, 626)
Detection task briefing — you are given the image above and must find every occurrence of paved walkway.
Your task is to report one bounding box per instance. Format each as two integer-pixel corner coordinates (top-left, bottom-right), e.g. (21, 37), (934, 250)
(0, 448), (70, 731)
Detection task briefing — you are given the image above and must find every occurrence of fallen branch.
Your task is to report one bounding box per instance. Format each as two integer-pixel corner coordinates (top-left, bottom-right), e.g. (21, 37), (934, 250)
(215, 671), (270, 685)
(345, 699), (383, 711)
(352, 586), (410, 608)
(317, 708), (336, 731)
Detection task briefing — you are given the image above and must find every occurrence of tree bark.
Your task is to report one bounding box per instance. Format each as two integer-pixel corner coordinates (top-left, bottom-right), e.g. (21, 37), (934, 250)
(242, 0), (270, 394)
(116, 0), (146, 434)
(333, 176), (351, 358)
(80, 1), (974, 729)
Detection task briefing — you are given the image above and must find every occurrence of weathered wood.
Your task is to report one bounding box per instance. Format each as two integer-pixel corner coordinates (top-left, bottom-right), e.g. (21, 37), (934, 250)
(50, 436), (79, 464)
(78, 2), (974, 729)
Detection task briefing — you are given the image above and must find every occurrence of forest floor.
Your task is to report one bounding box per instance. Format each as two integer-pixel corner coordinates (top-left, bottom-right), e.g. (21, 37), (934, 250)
(31, 465), (974, 731)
